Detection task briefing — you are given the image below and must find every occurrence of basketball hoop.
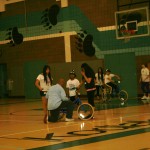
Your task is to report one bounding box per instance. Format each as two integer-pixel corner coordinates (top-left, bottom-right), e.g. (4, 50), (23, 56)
(120, 30), (135, 43)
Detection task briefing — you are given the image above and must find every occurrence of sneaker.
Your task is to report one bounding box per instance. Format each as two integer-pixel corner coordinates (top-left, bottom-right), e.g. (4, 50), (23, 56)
(120, 98), (124, 101)
(141, 96), (147, 100)
(65, 118), (74, 122)
(121, 102), (125, 106)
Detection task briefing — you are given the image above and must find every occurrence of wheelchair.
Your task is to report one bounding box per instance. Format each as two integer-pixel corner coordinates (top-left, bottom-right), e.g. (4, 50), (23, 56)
(59, 97), (94, 120)
(101, 80), (128, 105)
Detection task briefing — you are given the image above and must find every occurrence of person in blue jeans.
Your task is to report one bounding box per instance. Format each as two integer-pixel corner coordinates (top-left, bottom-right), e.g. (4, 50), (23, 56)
(46, 78), (74, 122)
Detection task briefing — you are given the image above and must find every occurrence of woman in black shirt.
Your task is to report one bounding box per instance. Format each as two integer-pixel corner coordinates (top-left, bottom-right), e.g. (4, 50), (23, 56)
(78, 63), (96, 107)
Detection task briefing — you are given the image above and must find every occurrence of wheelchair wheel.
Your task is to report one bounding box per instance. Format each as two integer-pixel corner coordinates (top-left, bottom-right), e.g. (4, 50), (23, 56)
(118, 90), (128, 102)
(77, 103), (94, 120)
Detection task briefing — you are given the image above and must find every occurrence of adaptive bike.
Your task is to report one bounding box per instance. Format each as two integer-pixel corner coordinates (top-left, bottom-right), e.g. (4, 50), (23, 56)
(101, 80), (128, 105)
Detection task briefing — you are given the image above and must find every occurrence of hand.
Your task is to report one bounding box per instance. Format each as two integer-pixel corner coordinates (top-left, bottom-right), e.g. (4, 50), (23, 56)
(39, 87), (43, 91)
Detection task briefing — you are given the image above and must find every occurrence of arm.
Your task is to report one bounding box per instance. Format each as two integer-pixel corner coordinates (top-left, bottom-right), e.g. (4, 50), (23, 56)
(66, 82), (69, 97)
(60, 87), (69, 101)
(75, 80), (80, 97)
(114, 74), (121, 81)
(143, 69), (150, 81)
(77, 79), (84, 90)
(81, 71), (92, 83)
(35, 79), (43, 91)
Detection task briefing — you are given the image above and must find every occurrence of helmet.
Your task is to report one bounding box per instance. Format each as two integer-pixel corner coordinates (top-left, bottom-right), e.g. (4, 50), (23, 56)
(106, 69), (111, 72)
(69, 70), (76, 76)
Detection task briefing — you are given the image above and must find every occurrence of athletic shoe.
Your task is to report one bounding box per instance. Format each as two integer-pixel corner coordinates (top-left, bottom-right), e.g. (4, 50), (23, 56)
(65, 118), (74, 122)
(121, 102), (125, 106)
(141, 96), (147, 100)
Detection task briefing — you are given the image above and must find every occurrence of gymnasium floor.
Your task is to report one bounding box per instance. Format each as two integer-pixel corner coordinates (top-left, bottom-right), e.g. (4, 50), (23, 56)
(0, 98), (150, 150)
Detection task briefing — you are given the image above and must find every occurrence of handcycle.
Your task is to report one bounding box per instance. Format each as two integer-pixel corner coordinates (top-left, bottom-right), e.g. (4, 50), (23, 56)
(59, 97), (94, 120)
(100, 80), (128, 105)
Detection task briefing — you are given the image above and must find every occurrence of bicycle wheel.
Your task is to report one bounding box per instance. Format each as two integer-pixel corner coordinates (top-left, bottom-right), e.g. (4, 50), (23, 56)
(118, 90), (128, 102)
(77, 103), (94, 120)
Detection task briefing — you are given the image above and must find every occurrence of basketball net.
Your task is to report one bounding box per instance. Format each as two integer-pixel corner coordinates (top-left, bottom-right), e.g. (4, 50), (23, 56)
(120, 30), (135, 43)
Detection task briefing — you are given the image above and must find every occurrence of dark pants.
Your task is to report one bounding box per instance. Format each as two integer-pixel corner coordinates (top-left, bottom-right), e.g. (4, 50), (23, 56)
(87, 90), (95, 107)
(48, 100), (74, 122)
(141, 82), (150, 95)
(70, 96), (76, 102)
(106, 82), (119, 94)
(95, 85), (100, 96)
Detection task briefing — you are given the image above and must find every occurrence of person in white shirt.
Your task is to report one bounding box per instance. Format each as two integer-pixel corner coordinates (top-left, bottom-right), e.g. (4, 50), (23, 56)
(66, 70), (80, 103)
(35, 65), (53, 124)
(95, 67), (104, 99)
(139, 64), (150, 101)
(104, 69), (120, 95)
(46, 78), (74, 122)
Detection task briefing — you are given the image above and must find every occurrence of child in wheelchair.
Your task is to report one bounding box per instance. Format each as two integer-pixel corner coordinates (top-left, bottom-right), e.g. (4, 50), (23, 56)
(103, 69), (128, 103)
(104, 69), (121, 97)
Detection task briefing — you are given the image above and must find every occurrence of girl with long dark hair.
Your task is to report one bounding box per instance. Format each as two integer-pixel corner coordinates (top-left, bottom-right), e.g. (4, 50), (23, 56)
(95, 67), (104, 99)
(35, 65), (53, 123)
(78, 63), (96, 107)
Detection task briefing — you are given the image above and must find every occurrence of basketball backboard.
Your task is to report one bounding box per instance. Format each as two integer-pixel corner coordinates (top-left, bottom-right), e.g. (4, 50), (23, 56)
(115, 7), (150, 39)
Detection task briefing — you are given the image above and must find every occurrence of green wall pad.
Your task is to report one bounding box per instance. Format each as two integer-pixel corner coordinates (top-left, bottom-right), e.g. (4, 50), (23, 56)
(104, 52), (137, 104)
(24, 60), (47, 99)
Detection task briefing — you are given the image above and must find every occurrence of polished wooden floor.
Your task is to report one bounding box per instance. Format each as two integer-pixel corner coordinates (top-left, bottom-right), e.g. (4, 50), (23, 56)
(0, 98), (150, 150)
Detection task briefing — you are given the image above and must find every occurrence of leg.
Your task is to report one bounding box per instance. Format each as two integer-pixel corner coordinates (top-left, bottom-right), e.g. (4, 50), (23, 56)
(96, 85), (100, 96)
(87, 90), (95, 107)
(141, 82), (147, 98)
(48, 101), (74, 122)
(41, 96), (48, 124)
(145, 82), (150, 99)
(59, 101), (74, 119)
(113, 83), (119, 94)
(106, 82), (113, 94)
(48, 107), (60, 122)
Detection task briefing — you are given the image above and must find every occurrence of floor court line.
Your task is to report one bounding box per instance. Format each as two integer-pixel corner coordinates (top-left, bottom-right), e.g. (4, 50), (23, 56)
(0, 112), (150, 138)
(28, 127), (150, 150)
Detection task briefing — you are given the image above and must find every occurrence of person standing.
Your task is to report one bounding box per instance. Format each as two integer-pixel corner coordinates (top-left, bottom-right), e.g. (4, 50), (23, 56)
(95, 67), (104, 99)
(35, 65), (53, 124)
(139, 64), (150, 102)
(78, 63), (96, 107)
(66, 70), (80, 103)
(46, 78), (74, 122)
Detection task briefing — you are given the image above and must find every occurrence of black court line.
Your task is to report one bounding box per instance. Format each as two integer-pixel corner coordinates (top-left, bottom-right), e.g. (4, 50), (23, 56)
(28, 127), (150, 150)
